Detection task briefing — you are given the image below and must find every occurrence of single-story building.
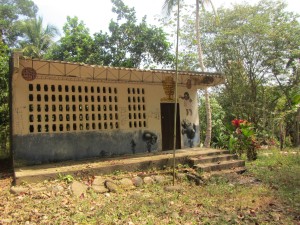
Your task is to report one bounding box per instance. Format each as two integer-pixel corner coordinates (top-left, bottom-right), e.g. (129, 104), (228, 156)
(10, 53), (224, 166)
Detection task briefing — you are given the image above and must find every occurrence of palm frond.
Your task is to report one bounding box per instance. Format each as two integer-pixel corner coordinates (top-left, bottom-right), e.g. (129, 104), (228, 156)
(162, 0), (178, 16)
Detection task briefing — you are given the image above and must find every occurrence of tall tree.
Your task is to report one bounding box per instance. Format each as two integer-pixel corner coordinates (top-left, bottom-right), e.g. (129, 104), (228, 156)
(20, 16), (59, 58)
(0, 0), (37, 47)
(164, 0), (300, 147)
(0, 40), (9, 158)
(45, 16), (93, 63)
(163, 0), (216, 147)
(200, 1), (300, 146)
(103, 0), (174, 68)
(47, 0), (174, 68)
(199, 93), (227, 148)
(0, 0), (37, 158)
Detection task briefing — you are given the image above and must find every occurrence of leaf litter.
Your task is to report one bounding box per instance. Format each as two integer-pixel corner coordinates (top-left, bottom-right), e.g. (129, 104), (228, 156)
(0, 158), (299, 224)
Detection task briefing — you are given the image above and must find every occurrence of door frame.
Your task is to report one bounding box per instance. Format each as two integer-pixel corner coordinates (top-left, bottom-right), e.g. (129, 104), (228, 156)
(160, 103), (181, 151)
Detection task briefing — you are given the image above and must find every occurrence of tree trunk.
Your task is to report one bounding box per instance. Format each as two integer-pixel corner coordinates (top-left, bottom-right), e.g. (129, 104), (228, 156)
(279, 121), (284, 151)
(195, 0), (205, 72)
(204, 88), (212, 147)
(195, 0), (212, 147)
(295, 107), (300, 147)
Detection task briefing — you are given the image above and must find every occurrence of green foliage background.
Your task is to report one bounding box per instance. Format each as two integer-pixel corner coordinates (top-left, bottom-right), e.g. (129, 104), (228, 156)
(165, 0), (300, 148)
(0, 0), (299, 158)
(0, 41), (9, 158)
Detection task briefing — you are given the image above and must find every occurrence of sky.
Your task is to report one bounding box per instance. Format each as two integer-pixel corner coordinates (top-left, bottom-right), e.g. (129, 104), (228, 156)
(33, 0), (300, 37)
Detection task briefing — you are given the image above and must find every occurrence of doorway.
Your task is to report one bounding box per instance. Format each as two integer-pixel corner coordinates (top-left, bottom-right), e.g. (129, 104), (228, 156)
(160, 103), (181, 150)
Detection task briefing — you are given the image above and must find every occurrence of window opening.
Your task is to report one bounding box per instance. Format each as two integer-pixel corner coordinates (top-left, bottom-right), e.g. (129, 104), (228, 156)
(127, 87), (146, 129)
(26, 83), (119, 133)
(29, 125), (34, 133)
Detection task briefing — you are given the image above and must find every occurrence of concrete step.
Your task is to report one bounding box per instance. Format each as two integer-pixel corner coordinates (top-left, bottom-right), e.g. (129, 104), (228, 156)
(188, 154), (238, 165)
(191, 149), (230, 156)
(204, 167), (247, 176)
(194, 159), (245, 172)
(14, 148), (230, 184)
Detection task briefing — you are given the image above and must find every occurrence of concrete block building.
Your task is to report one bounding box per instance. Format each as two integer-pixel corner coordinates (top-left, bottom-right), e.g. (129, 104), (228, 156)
(10, 54), (224, 166)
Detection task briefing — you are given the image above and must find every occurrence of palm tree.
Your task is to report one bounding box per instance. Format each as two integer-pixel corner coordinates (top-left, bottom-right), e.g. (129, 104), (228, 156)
(20, 16), (59, 58)
(163, 0), (216, 147)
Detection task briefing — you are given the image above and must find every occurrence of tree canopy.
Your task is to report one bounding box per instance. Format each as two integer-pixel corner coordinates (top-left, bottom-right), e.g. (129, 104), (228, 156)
(202, 1), (300, 132)
(163, 0), (300, 147)
(0, 0), (38, 47)
(20, 16), (59, 58)
(46, 16), (93, 63)
(46, 0), (174, 68)
(0, 0), (299, 159)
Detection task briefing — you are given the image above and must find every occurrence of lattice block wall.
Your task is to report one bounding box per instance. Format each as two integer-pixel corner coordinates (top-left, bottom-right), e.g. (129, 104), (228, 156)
(127, 87), (147, 129)
(27, 82), (120, 134)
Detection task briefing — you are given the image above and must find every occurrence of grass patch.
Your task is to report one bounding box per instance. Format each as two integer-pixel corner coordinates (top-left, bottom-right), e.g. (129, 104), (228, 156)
(247, 148), (300, 212)
(1, 148), (299, 224)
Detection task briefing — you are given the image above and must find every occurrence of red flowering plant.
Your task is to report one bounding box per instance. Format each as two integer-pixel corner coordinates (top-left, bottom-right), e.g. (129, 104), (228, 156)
(229, 119), (258, 161)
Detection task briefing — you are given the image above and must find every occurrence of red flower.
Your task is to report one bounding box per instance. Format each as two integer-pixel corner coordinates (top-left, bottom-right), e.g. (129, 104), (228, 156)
(231, 119), (245, 128)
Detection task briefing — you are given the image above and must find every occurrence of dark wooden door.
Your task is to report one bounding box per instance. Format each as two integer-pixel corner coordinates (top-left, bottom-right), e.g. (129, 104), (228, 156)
(160, 103), (181, 150)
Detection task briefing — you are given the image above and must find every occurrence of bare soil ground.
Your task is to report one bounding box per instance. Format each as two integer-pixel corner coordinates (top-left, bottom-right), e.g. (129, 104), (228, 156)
(0, 150), (299, 225)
